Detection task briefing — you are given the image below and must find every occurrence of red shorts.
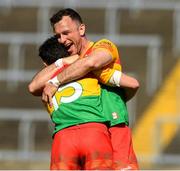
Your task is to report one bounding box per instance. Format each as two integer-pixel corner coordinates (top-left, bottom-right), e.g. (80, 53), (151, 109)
(109, 124), (139, 170)
(50, 122), (113, 170)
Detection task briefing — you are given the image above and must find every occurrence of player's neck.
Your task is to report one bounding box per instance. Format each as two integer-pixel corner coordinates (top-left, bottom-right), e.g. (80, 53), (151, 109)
(80, 39), (93, 58)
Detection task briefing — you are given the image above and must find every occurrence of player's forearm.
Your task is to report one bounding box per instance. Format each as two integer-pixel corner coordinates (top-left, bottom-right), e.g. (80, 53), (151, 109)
(56, 50), (113, 85)
(56, 57), (92, 84)
(120, 73), (139, 101)
(28, 63), (58, 96)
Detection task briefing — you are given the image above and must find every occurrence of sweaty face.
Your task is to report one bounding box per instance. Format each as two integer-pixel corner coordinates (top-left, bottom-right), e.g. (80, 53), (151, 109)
(54, 16), (84, 55)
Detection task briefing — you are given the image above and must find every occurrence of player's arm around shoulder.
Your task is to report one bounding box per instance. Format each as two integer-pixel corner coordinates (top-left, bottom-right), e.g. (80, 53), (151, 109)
(28, 55), (80, 96)
(54, 47), (114, 84)
(50, 39), (116, 86)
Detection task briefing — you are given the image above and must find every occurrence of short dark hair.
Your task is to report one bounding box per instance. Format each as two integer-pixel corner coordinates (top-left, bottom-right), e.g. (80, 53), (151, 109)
(39, 35), (69, 65)
(50, 8), (83, 27)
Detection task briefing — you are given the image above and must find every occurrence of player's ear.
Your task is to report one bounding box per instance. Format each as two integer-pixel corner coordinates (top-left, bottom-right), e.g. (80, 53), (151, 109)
(79, 24), (85, 36)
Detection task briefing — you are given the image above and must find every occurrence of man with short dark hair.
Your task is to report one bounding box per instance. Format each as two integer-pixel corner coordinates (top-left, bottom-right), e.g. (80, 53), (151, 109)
(29, 8), (139, 170)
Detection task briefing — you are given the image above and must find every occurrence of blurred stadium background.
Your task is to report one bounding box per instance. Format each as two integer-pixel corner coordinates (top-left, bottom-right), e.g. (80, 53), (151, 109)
(0, 0), (180, 169)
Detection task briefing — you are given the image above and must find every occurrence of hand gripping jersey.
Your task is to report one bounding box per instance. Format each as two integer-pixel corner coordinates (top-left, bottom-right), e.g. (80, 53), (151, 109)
(47, 39), (129, 135)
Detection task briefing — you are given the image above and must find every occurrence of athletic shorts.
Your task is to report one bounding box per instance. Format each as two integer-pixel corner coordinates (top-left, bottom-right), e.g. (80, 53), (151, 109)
(109, 123), (139, 170)
(50, 122), (113, 170)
